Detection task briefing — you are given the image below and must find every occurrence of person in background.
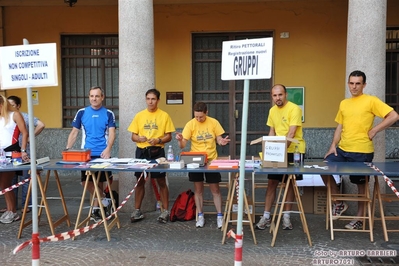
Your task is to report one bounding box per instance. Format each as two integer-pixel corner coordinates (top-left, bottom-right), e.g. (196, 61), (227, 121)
(0, 94), (28, 224)
(128, 88), (175, 224)
(175, 102), (230, 229)
(65, 86), (116, 223)
(321, 70), (399, 230)
(6, 95), (45, 213)
(255, 84), (306, 231)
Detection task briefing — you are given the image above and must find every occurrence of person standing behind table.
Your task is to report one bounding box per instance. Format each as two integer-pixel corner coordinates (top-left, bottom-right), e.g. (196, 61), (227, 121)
(128, 88), (176, 224)
(255, 84), (306, 231)
(175, 102), (230, 229)
(321, 70), (399, 230)
(7, 95), (45, 213)
(0, 94), (28, 224)
(65, 86), (116, 223)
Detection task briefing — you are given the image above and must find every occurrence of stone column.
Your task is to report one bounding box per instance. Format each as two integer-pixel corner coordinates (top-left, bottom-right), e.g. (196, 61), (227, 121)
(344, 0), (387, 214)
(118, 0), (156, 213)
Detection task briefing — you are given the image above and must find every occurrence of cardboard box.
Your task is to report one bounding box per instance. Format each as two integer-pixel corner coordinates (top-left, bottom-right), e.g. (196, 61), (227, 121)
(313, 187), (327, 214)
(250, 136), (298, 168)
(292, 187), (314, 214)
(231, 196), (255, 224)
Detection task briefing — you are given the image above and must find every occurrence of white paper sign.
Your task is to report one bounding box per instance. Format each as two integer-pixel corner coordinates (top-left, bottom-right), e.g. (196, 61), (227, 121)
(0, 43), (58, 90)
(264, 141), (286, 162)
(221, 37), (273, 80)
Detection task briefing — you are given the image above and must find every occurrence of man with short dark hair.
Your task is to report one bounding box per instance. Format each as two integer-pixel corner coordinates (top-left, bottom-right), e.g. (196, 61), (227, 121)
(256, 84), (306, 231)
(322, 70), (399, 230)
(128, 88), (175, 223)
(66, 86), (116, 223)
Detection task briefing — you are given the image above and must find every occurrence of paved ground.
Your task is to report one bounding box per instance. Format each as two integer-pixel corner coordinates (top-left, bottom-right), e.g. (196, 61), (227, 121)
(1, 172), (399, 266)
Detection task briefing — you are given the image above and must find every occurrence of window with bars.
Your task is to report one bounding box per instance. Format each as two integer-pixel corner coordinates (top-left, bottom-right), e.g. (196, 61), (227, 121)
(61, 35), (119, 127)
(386, 27), (399, 126)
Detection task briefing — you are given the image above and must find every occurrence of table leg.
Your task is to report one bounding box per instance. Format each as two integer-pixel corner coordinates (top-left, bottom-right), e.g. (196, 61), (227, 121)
(222, 175), (238, 244)
(327, 177), (334, 240)
(18, 170), (57, 238)
(270, 175), (291, 247)
(372, 176), (388, 241)
(74, 171), (92, 235)
(292, 177), (312, 246)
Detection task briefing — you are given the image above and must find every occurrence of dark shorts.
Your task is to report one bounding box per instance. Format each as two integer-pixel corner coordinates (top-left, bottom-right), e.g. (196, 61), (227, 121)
(189, 172), (221, 183)
(324, 147), (373, 184)
(134, 147), (166, 179)
(81, 156), (113, 182)
(268, 153), (303, 181)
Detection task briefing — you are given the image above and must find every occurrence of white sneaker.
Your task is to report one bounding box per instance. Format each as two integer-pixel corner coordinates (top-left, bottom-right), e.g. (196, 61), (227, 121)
(282, 216), (293, 230)
(196, 215), (205, 228)
(0, 211), (19, 224)
(217, 216), (223, 229)
(255, 216), (271, 230)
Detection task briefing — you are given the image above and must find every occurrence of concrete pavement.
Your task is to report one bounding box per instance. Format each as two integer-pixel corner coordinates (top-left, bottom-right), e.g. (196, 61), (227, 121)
(1, 172), (399, 266)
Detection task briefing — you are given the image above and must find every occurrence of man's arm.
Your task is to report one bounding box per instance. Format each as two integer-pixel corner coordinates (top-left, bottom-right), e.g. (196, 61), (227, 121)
(13, 111), (28, 150)
(161, 132), (172, 144)
(101, 127), (115, 158)
(286, 125), (298, 147)
(175, 132), (187, 149)
(368, 110), (399, 140)
(216, 135), (230, 146)
(268, 127), (276, 136)
(324, 124), (343, 158)
(66, 127), (80, 150)
(131, 132), (148, 143)
(34, 120), (45, 137)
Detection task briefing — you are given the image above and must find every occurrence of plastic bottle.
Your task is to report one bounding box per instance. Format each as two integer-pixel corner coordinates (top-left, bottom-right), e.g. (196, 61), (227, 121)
(167, 145), (174, 162)
(293, 145), (300, 167)
(156, 201), (161, 212)
(0, 147), (6, 167)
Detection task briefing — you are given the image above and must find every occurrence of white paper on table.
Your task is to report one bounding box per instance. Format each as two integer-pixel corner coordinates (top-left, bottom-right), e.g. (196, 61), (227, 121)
(296, 174), (341, 186)
(263, 141), (286, 162)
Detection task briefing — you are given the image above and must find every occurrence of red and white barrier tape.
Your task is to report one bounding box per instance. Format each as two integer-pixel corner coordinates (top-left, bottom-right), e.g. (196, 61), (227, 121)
(367, 162), (399, 198)
(0, 177), (31, 196)
(13, 169), (150, 254)
(235, 174), (239, 202)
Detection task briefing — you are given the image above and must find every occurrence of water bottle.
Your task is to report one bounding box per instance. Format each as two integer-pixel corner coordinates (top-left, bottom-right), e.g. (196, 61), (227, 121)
(0, 147), (6, 167)
(293, 145), (300, 167)
(167, 145), (174, 162)
(156, 201), (161, 212)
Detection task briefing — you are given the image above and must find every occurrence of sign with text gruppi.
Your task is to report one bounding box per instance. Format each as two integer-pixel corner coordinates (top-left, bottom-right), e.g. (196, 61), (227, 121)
(0, 43), (58, 89)
(264, 142), (286, 162)
(221, 37), (273, 80)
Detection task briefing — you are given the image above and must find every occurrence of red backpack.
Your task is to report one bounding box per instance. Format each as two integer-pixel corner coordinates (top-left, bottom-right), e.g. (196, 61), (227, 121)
(170, 189), (196, 222)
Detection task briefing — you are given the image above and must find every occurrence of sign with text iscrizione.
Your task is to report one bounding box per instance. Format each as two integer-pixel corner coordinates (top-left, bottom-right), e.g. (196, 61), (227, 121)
(0, 43), (58, 90)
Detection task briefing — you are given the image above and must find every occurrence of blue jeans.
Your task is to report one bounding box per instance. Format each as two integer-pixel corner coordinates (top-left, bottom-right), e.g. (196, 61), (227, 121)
(325, 147), (373, 184)
(13, 170), (31, 210)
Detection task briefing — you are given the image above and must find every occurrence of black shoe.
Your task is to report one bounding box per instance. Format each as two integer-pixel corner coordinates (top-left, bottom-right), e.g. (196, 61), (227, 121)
(90, 210), (102, 223)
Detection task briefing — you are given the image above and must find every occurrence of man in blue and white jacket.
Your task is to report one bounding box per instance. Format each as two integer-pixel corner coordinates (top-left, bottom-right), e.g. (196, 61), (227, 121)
(65, 86), (116, 222)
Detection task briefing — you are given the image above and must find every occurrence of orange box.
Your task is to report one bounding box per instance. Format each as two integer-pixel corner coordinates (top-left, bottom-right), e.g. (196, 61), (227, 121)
(62, 149), (91, 162)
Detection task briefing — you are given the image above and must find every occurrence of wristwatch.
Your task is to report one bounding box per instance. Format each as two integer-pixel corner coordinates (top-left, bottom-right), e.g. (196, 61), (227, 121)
(158, 138), (162, 144)
(21, 149), (27, 153)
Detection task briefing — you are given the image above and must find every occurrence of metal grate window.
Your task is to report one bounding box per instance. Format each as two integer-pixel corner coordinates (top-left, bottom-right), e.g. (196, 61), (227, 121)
(192, 32), (273, 158)
(386, 28), (399, 126)
(61, 35), (119, 127)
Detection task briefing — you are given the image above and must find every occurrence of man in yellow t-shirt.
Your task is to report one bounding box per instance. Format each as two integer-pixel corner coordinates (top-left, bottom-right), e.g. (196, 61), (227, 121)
(128, 88), (176, 224)
(175, 102), (230, 229)
(322, 70), (398, 230)
(256, 84), (305, 231)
